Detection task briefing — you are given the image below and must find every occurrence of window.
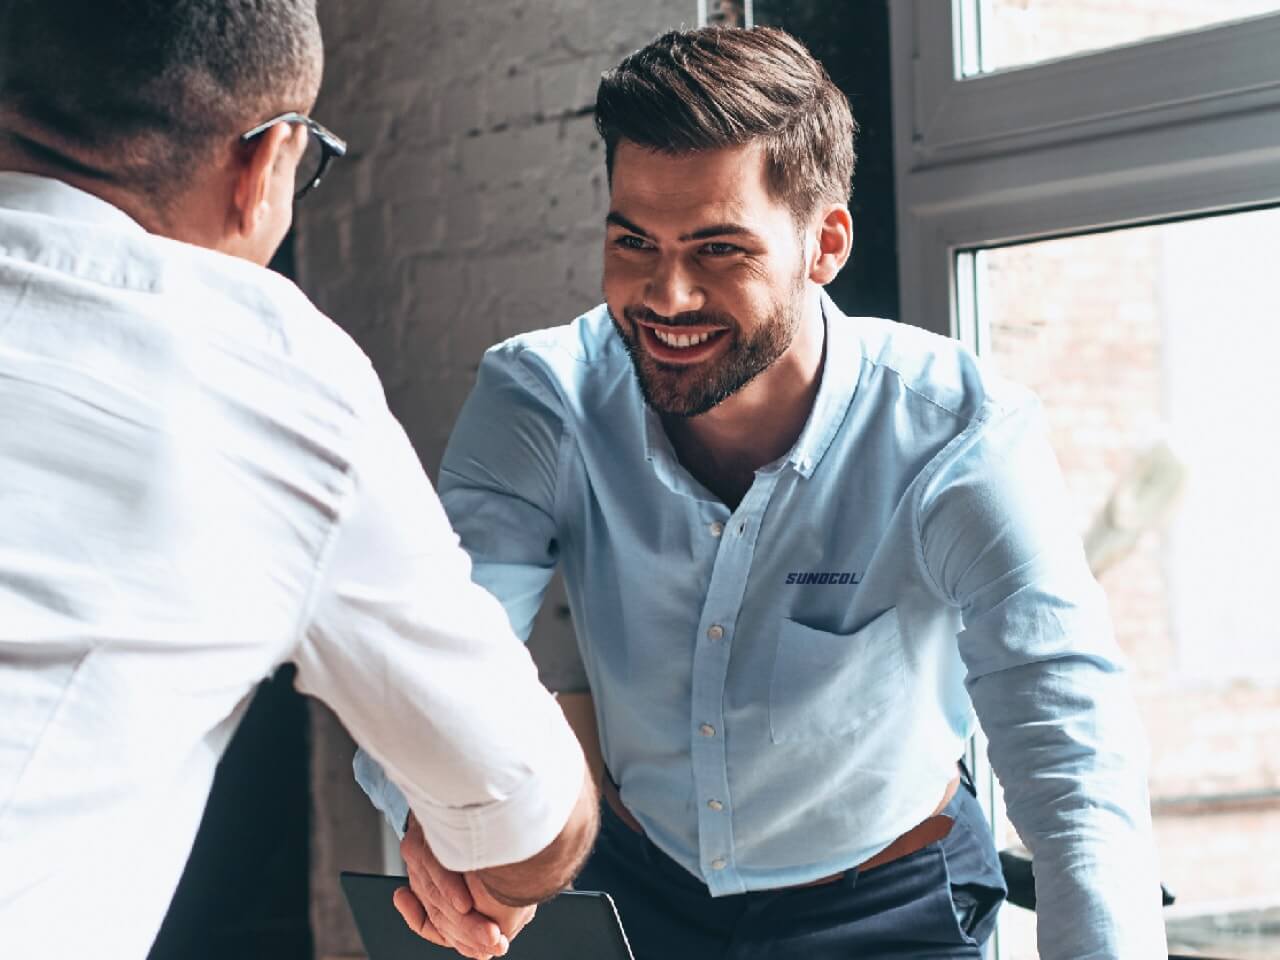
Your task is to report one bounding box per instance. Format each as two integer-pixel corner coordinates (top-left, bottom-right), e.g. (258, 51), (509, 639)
(892, 4), (1280, 957)
(956, 0), (1280, 76)
(964, 212), (1280, 958)
(697, 0), (752, 27)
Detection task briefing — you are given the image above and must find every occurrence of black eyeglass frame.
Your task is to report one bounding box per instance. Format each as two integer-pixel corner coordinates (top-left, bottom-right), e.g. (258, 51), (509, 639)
(240, 112), (347, 199)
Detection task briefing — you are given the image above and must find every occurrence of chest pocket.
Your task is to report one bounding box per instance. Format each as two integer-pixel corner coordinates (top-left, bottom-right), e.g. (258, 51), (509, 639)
(769, 607), (907, 744)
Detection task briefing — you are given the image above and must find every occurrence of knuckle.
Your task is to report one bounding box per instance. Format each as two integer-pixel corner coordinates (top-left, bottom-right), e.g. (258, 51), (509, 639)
(424, 887), (448, 912)
(431, 911), (464, 940)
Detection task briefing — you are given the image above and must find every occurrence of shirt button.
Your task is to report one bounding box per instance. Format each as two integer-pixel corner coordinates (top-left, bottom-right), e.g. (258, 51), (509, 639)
(707, 799), (724, 811)
(706, 624), (724, 641)
(709, 521), (724, 538)
(699, 723), (716, 737)
(711, 858), (727, 870)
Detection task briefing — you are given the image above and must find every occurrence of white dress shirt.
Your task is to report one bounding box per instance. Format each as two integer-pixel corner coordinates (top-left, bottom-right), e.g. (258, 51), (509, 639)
(0, 173), (584, 959)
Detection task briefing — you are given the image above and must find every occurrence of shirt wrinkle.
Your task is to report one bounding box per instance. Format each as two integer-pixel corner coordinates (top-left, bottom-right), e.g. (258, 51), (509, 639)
(3, 174), (585, 956)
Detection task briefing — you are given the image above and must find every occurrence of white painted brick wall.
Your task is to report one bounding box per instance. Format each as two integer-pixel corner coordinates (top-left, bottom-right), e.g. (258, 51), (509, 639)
(296, 2), (694, 954)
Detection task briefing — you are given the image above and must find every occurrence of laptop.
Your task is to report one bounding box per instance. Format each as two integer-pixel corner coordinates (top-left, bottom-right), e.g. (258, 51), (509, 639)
(340, 872), (635, 960)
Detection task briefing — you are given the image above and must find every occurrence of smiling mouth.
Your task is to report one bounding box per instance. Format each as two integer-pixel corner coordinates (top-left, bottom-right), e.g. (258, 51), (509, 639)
(634, 322), (730, 364)
(652, 328), (718, 349)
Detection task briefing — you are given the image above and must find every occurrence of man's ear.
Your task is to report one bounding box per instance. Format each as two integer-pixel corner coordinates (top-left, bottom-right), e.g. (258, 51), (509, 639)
(807, 204), (853, 286)
(231, 122), (295, 238)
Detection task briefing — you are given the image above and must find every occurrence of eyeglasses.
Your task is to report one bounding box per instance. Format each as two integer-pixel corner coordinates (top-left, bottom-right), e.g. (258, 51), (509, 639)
(240, 112), (348, 199)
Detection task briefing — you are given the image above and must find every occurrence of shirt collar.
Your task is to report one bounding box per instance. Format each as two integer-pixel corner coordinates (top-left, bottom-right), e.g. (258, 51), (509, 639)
(786, 290), (863, 478)
(643, 403), (722, 502)
(640, 290), (864, 492)
(0, 172), (147, 233)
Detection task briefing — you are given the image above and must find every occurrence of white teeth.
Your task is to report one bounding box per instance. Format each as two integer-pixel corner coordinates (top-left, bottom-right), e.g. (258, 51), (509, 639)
(654, 329), (713, 348)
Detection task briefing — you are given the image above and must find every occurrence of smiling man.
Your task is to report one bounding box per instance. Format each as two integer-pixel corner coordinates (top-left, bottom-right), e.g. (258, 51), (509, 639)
(359, 26), (1168, 960)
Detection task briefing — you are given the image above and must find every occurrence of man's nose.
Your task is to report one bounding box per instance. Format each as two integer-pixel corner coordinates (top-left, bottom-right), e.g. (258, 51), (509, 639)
(643, 256), (705, 318)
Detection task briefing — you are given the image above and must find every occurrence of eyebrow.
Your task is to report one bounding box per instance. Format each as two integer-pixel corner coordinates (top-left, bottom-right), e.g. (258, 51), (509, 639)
(605, 211), (761, 244)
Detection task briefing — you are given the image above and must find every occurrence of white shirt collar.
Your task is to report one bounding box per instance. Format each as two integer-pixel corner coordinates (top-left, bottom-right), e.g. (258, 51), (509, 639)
(0, 171), (146, 233)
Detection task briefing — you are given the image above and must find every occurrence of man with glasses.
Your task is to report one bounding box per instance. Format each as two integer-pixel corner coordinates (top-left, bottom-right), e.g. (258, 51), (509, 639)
(0, 3), (598, 957)
(241, 111), (348, 200)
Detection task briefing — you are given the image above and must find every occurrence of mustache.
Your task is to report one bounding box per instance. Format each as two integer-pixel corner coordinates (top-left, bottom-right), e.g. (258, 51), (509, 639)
(622, 305), (734, 329)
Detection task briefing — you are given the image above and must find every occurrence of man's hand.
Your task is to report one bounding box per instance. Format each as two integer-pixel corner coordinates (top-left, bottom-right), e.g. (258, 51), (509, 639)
(393, 765), (598, 956)
(394, 813), (511, 959)
(466, 871), (537, 942)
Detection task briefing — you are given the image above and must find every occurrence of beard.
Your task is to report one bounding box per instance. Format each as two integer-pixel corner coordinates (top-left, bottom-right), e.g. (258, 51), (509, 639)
(609, 272), (808, 418)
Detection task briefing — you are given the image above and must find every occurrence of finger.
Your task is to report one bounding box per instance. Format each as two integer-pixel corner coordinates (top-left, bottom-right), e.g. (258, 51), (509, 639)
(394, 885), (494, 958)
(392, 887), (449, 949)
(409, 905), (492, 960)
(509, 903), (535, 938)
(420, 855), (474, 915)
(406, 866), (502, 953)
(433, 908), (503, 955)
(400, 818), (500, 954)
(405, 862), (446, 912)
(408, 878), (503, 954)
(463, 872), (535, 943)
(403, 816), (474, 915)
(510, 904), (535, 939)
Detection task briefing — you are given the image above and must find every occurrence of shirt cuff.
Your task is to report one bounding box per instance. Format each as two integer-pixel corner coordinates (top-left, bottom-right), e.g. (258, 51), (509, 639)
(409, 715), (585, 873)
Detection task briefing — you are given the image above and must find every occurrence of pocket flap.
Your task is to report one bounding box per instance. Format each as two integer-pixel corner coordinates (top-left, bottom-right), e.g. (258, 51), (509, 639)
(769, 607), (907, 743)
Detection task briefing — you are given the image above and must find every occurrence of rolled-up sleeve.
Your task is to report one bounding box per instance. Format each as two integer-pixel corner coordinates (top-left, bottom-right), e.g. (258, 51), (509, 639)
(918, 399), (1167, 960)
(437, 344), (567, 644)
(353, 342), (587, 838)
(295, 390), (584, 872)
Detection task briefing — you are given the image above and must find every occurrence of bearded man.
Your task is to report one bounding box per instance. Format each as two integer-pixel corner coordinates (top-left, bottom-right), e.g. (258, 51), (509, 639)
(359, 26), (1167, 960)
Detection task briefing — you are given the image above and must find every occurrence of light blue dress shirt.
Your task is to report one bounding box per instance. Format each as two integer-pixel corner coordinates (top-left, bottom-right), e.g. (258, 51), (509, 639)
(358, 294), (1167, 958)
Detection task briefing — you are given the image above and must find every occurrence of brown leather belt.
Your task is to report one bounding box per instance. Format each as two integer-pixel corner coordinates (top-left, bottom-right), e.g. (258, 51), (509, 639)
(602, 773), (959, 889)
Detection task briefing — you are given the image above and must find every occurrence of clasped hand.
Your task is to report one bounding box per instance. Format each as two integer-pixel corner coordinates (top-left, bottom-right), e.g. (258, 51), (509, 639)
(394, 813), (536, 960)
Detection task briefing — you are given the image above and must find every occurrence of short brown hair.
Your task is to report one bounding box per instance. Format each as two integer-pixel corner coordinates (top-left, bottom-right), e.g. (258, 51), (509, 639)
(594, 26), (857, 221)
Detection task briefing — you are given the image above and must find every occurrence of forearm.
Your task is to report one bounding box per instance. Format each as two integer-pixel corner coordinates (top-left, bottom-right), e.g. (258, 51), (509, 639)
(918, 402), (1168, 956)
(475, 764), (600, 906)
(555, 691), (604, 787)
(973, 658), (1167, 959)
(352, 691), (600, 869)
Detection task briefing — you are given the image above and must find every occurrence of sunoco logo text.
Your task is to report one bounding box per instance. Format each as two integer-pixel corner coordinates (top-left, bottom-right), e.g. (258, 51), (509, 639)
(785, 572), (863, 585)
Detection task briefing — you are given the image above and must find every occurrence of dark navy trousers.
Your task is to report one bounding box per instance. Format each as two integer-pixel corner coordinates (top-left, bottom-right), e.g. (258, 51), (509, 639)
(575, 778), (1007, 960)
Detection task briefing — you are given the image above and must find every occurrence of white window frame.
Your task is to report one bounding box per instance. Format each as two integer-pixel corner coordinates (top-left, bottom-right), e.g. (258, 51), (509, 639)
(890, 3), (1280, 955)
(890, 0), (1280, 339)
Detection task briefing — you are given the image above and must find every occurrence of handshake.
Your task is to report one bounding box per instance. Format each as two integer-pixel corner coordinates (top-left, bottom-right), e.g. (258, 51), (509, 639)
(394, 771), (600, 960)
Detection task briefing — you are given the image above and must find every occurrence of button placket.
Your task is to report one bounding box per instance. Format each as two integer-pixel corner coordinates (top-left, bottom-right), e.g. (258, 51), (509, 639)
(688, 474), (778, 894)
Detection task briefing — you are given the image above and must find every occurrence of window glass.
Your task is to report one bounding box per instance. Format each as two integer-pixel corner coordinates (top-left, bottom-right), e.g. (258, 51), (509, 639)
(965, 207), (1280, 958)
(959, 0), (1280, 77)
